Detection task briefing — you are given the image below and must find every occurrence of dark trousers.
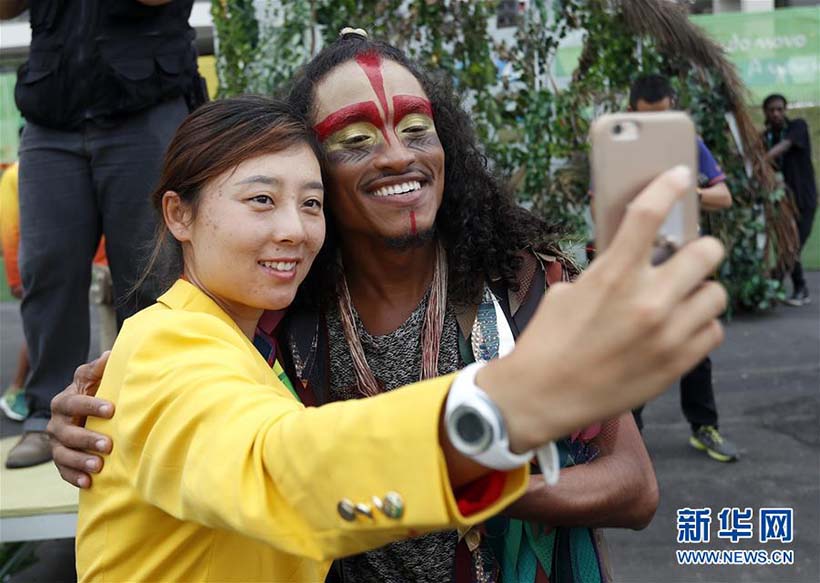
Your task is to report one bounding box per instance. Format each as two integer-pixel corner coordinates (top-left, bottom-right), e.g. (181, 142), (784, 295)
(790, 203), (817, 291)
(18, 97), (188, 431)
(633, 356), (718, 432)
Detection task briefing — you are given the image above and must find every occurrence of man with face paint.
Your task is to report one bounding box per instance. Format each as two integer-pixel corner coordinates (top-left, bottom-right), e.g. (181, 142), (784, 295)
(283, 32), (656, 583)
(49, 32), (662, 583)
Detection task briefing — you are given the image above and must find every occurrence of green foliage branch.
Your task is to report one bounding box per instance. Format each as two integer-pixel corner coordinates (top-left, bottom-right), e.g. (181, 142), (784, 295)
(211, 0), (790, 312)
(486, 0), (790, 312)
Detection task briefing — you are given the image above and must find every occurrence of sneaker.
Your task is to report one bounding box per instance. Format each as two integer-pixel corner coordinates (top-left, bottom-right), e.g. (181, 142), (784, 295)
(0, 385), (28, 421)
(5, 431), (52, 469)
(784, 286), (810, 307)
(689, 425), (739, 462)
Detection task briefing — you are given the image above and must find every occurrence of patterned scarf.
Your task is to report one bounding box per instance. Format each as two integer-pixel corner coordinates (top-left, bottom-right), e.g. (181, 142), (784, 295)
(464, 285), (610, 583)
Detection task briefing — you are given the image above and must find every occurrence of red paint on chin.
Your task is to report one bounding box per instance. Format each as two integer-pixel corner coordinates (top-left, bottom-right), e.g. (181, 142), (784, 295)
(409, 210), (417, 235)
(356, 52), (390, 124)
(313, 101), (388, 142)
(393, 95), (433, 121)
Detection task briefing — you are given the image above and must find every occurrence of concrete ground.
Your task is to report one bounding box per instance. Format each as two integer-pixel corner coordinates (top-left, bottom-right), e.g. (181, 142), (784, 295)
(605, 271), (820, 583)
(0, 273), (818, 583)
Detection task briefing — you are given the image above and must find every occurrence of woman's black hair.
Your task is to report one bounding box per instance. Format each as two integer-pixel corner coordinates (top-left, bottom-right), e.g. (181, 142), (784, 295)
(288, 32), (570, 308)
(133, 96), (324, 300)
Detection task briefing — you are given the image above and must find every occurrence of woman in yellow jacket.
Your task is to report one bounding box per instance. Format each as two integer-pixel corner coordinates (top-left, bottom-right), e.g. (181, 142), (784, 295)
(75, 97), (525, 582)
(75, 97), (727, 582)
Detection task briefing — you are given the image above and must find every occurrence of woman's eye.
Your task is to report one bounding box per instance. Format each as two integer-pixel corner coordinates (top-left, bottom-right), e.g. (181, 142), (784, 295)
(404, 125), (428, 134)
(250, 194), (273, 205)
(304, 198), (323, 209)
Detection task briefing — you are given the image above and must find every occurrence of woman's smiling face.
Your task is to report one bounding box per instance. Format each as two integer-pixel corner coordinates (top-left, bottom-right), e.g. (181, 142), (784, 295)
(312, 56), (445, 246)
(169, 144), (325, 325)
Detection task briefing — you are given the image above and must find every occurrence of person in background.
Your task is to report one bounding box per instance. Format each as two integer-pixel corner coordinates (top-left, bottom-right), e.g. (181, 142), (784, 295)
(626, 74), (739, 463)
(762, 93), (817, 307)
(0, 161), (29, 421)
(1, 0), (206, 468)
(0, 159), (114, 422)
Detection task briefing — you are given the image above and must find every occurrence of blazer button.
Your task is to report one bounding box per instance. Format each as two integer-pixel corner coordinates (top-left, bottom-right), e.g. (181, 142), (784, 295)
(337, 498), (356, 521)
(381, 491), (404, 519)
(355, 503), (374, 519)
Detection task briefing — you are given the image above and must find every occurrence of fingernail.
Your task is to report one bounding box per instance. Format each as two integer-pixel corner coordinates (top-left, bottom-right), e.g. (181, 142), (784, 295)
(668, 165), (692, 188)
(85, 458), (100, 471)
(95, 439), (108, 452)
(77, 476), (90, 488)
(99, 404), (112, 416)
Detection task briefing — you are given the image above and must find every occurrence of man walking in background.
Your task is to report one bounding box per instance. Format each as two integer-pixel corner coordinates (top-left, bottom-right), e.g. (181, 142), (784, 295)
(628, 74), (739, 463)
(2, 0), (206, 468)
(763, 93), (817, 307)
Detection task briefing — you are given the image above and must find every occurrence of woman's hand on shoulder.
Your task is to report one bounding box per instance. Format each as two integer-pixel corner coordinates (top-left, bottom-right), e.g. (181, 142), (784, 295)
(47, 352), (115, 488)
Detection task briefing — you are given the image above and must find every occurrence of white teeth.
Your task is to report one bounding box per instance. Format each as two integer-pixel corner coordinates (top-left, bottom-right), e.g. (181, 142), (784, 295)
(260, 261), (296, 272)
(373, 180), (422, 197)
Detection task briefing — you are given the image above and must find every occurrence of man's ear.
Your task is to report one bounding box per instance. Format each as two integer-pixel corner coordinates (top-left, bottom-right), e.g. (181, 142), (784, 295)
(162, 191), (193, 242)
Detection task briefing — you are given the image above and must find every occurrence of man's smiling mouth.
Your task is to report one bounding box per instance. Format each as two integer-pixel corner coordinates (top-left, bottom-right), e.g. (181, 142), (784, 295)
(371, 180), (422, 198)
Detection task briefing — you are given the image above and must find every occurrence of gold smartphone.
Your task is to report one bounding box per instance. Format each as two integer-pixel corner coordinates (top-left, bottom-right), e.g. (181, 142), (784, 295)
(590, 112), (699, 263)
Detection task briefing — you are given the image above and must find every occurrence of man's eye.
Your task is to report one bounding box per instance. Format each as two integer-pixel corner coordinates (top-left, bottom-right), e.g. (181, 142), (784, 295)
(341, 135), (372, 146)
(403, 125), (428, 134)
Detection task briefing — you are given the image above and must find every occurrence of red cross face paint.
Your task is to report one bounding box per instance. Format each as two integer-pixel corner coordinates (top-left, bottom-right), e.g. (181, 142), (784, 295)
(312, 57), (445, 246)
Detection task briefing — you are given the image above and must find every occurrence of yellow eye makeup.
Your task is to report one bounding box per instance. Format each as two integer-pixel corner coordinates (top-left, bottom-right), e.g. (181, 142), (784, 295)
(396, 114), (435, 136)
(323, 122), (383, 153)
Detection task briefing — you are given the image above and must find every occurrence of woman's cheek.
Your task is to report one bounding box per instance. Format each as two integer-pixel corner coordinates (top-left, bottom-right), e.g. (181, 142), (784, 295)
(308, 219), (326, 255)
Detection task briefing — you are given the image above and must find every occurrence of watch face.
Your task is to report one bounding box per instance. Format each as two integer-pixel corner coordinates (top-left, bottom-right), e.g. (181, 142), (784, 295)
(453, 406), (492, 454)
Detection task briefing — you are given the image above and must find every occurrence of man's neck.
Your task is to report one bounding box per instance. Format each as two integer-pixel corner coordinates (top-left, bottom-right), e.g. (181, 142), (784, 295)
(767, 119), (787, 132)
(340, 235), (438, 335)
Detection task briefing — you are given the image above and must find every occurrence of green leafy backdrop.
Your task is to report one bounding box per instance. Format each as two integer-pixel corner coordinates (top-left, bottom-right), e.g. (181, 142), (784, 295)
(210, 0), (798, 313)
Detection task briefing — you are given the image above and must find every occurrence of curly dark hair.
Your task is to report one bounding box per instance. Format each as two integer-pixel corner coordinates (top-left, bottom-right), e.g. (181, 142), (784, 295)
(287, 33), (570, 307)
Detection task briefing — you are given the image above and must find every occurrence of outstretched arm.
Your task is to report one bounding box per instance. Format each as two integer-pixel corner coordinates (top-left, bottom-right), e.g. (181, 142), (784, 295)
(99, 314), (526, 561)
(53, 166), (727, 514)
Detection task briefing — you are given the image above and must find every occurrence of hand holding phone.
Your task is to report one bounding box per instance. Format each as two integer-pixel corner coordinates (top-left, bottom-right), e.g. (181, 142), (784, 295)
(590, 112), (699, 264)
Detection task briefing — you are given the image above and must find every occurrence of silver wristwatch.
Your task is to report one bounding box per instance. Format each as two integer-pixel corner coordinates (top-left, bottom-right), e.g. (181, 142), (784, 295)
(444, 362), (533, 470)
(445, 361), (560, 484)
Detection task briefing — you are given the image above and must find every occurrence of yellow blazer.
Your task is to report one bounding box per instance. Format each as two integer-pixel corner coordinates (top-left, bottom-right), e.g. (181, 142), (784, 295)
(77, 279), (528, 582)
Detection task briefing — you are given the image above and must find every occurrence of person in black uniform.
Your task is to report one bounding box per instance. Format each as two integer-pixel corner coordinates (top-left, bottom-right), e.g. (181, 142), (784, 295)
(763, 93), (818, 307)
(2, 0), (207, 468)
